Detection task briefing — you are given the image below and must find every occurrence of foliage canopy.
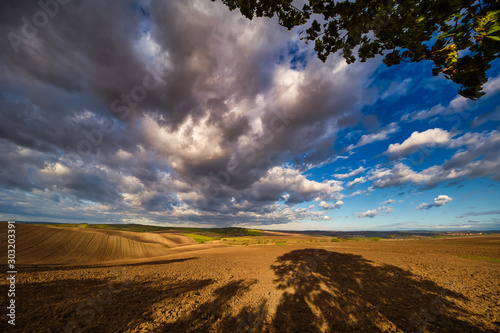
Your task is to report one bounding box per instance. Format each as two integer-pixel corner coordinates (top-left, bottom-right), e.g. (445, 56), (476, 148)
(215, 0), (500, 100)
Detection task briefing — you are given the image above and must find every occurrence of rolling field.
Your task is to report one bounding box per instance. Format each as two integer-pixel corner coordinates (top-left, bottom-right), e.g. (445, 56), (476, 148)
(11, 224), (197, 265)
(1, 223), (499, 332)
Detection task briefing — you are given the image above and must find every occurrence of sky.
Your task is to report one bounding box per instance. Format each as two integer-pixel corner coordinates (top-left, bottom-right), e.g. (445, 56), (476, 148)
(1, 0), (499, 231)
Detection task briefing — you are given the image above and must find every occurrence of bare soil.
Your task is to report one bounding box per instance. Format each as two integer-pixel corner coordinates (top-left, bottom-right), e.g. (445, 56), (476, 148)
(1, 223), (499, 332)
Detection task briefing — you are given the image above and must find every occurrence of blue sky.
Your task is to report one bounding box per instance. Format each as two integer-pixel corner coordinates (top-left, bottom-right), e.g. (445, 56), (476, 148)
(0, 0), (499, 230)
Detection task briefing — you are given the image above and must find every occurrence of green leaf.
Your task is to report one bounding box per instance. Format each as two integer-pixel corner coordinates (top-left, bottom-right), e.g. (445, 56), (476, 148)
(486, 24), (500, 34)
(217, 0), (498, 100)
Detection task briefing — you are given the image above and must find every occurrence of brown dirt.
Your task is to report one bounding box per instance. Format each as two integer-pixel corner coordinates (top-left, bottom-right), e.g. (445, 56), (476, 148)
(1, 223), (499, 332)
(10, 224), (196, 265)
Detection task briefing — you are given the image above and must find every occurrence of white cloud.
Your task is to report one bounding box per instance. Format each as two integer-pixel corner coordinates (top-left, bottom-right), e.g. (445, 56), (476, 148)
(249, 166), (344, 204)
(334, 166), (366, 179)
(319, 200), (344, 210)
(346, 122), (399, 151)
(484, 75), (500, 95)
(369, 163), (434, 188)
(384, 128), (452, 158)
(381, 199), (395, 204)
(377, 206), (394, 213)
(416, 195), (452, 210)
(371, 130), (500, 189)
(402, 96), (472, 122)
(357, 209), (378, 218)
(347, 177), (366, 188)
(381, 78), (412, 99)
(357, 205), (393, 218)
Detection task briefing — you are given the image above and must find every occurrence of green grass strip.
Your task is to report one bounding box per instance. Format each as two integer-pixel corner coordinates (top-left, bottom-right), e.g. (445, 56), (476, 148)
(458, 255), (500, 263)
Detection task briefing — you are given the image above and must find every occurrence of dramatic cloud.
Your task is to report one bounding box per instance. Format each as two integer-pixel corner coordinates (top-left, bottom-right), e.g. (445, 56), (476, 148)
(248, 167), (343, 204)
(416, 195), (452, 210)
(0, 0), (498, 229)
(0, 0), (385, 226)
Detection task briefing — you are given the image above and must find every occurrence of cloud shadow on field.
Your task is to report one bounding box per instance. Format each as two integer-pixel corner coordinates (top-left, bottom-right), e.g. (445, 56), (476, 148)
(265, 249), (482, 333)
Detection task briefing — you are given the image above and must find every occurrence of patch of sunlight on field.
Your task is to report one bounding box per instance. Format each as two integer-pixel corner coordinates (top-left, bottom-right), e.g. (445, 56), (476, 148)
(182, 233), (214, 244)
(458, 255), (500, 263)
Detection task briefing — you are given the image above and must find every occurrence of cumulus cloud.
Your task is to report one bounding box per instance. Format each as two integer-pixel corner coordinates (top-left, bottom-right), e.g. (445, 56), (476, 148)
(381, 199), (395, 204)
(248, 167), (343, 204)
(0, 0), (384, 225)
(319, 200), (344, 210)
(357, 209), (379, 218)
(384, 128), (452, 159)
(357, 205), (393, 218)
(378, 206), (394, 214)
(347, 177), (366, 188)
(416, 195), (453, 210)
(371, 130), (500, 189)
(1, 0), (497, 228)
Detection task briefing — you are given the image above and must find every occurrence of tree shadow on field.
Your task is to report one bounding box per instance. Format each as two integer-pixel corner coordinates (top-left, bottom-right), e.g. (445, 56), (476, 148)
(17, 257), (198, 272)
(268, 249), (482, 333)
(5, 257), (210, 333)
(10, 274), (215, 333)
(156, 278), (258, 333)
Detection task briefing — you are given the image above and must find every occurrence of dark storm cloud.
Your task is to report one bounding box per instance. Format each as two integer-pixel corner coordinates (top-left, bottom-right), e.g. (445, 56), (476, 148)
(0, 139), (52, 191)
(1, 0), (146, 99)
(0, 0), (378, 225)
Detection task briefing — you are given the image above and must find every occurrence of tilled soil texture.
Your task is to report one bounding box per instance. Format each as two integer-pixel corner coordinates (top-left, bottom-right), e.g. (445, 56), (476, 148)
(1, 224), (499, 332)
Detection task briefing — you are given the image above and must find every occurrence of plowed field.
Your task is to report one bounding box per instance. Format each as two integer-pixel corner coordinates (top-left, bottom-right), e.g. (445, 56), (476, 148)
(1, 223), (499, 332)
